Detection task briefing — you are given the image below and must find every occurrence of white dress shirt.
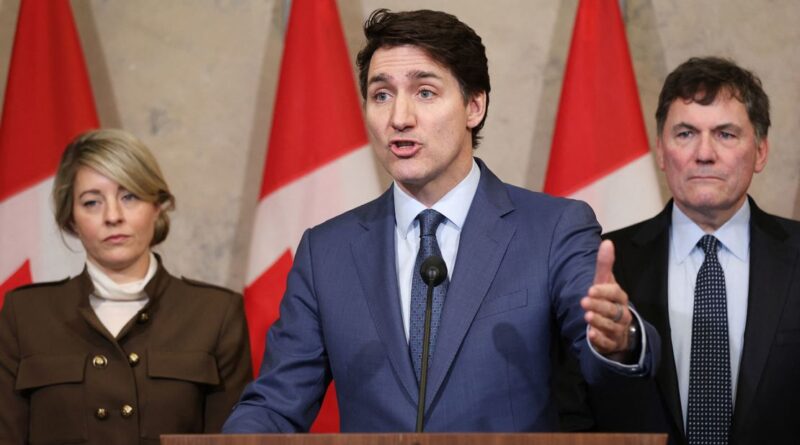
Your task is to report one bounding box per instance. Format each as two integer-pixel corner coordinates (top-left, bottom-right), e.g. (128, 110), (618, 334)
(668, 201), (750, 427)
(394, 160), (481, 340)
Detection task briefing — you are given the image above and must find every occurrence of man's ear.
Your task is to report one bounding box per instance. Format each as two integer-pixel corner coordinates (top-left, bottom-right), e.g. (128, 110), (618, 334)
(655, 136), (666, 171)
(754, 137), (769, 173)
(466, 91), (487, 129)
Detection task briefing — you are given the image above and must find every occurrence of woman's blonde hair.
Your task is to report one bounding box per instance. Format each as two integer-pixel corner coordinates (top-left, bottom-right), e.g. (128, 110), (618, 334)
(52, 129), (175, 246)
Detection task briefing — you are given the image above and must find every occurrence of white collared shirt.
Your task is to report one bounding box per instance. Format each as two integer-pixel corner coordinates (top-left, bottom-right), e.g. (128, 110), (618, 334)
(668, 201), (750, 427)
(393, 160), (481, 340)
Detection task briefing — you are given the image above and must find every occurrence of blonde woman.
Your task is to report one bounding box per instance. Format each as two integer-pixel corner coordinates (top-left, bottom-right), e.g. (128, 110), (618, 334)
(0, 129), (251, 444)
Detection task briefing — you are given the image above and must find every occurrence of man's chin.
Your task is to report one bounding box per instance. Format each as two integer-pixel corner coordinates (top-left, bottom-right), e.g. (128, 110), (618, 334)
(388, 164), (430, 186)
(395, 176), (428, 192)
(683, 196), (744, 215)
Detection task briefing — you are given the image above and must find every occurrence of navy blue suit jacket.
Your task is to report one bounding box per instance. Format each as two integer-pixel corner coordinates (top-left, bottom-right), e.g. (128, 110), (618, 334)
(224, 160), (659, 432)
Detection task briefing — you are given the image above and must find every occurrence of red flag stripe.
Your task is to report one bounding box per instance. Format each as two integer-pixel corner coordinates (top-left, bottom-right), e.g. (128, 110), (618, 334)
(259, 0), (367, 199)
(1, 0), (98, 291)
(243, 250), (293, 375)
(544, 0), (649, 197)
(0, 260), (31, 309)
(0, 0), (99, 202)
(309, 385), (340, 433)
(245, 0), (373, 432)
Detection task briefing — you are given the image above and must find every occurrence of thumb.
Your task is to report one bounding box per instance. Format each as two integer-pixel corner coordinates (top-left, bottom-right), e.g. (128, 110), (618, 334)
(593, 239), (616, 285)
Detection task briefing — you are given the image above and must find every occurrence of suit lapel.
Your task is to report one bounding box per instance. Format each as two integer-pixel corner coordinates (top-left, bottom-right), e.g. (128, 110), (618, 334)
(351, 188), (420, 405)
(732, 199), (798, 434)
(424, 163), (516, 410)
(626, 204), (686, 439)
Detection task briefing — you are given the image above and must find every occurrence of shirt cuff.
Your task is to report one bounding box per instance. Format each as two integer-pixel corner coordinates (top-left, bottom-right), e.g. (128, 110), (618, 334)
(585, 305), (647, 373)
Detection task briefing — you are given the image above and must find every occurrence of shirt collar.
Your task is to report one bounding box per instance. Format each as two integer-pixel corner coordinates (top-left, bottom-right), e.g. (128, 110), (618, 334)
(86, 251), (158, 301)
(394, 158), (481, 239)
(670, 200), (750, 263)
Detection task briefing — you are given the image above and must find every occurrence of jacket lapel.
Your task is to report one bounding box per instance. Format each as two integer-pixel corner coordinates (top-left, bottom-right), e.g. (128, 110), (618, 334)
(626, 203), (686, 439)
(73, 267), (117, 343)
(351, 188), (420, 405)
(732, 199), (798, 434)
(424, 163), (516, 410)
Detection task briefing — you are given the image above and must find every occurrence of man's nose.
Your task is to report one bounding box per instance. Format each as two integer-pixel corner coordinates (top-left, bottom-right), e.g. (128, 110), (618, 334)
(695, 132), (717, 163)
(390, 95), (416, 131)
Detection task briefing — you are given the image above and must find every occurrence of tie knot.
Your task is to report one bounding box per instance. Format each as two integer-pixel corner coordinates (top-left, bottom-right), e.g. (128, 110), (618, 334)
(417, 209), (446, 237)
(697, 234), (720, 255)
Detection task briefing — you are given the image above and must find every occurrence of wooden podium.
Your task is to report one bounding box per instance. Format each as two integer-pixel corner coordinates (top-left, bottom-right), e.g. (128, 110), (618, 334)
(161, 433), (667, 445)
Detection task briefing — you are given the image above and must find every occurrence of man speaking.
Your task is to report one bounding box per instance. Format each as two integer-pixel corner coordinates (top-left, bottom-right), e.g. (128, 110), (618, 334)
(224, 8), (660, 432)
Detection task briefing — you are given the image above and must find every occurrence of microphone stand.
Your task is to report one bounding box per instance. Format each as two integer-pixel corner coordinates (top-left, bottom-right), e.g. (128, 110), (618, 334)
(416, 277), (435, 433)
(415, 256), (446, 433)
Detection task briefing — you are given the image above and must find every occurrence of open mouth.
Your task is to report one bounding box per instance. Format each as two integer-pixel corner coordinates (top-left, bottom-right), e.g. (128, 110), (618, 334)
(390, 140), (420, 158)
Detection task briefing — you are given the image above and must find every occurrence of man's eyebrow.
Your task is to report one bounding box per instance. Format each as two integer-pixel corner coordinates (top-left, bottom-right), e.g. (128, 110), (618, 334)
(712, 123), (742, 133)
(367, 70), (443, 88)
(367, 73), (390, 87)
(670, 122), (743, 134)
(671, 122), (699, 133)
(408, 70), (442, 81)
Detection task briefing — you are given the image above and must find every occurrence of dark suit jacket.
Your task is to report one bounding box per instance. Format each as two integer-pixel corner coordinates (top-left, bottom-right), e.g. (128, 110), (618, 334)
(564, 198), (800, 444)
(224, 159), (659, 433)
(0, 257), (252, 445)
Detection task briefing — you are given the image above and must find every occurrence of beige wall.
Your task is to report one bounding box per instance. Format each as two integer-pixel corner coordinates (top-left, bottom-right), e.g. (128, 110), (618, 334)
(1, 0), (798, 290)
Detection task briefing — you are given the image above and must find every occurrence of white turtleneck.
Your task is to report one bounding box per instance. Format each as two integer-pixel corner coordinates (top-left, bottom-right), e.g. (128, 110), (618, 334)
(87, 252), (157, 337)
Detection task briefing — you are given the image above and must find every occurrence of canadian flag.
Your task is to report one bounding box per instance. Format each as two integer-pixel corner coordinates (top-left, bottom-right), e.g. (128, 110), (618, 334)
(243, 0), (380, 432)
(544, 0), (661, 232)
(0, 0), (99, 307)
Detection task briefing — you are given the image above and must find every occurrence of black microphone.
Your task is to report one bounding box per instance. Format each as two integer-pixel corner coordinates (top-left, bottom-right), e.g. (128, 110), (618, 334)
(420, 255), (447, 287)
(415, 255), (448, 433)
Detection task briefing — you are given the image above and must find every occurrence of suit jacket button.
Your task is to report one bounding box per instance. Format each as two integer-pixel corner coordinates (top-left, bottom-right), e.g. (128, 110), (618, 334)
(120, 404), (135, 418)
(128, 352), (140, 366)
(137, 312), (149, 323)
(92, 355), (108, 369)
(95, 408), (108, 419)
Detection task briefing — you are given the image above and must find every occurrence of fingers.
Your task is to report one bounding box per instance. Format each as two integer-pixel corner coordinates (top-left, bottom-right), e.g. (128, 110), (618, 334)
(583, 305), (632, 354)
(581, 298), (633, 332)
(611, 302), (624, 322)
(586, 325), (623, 352)
(593, 240), (617, 285)
(581, 281), (632, 354)
(585, 282), (628, 306)
(582, 294), (625, 322)
(584, 240), (633, 354)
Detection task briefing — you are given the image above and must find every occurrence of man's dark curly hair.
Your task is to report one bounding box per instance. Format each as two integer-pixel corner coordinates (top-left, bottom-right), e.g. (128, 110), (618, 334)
(356, 9), (491, 148)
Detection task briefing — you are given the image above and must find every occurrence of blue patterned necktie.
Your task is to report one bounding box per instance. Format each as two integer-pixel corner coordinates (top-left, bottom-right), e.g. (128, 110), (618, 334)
(687, 235), (732, 445)
(409, 209), (449, 382)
